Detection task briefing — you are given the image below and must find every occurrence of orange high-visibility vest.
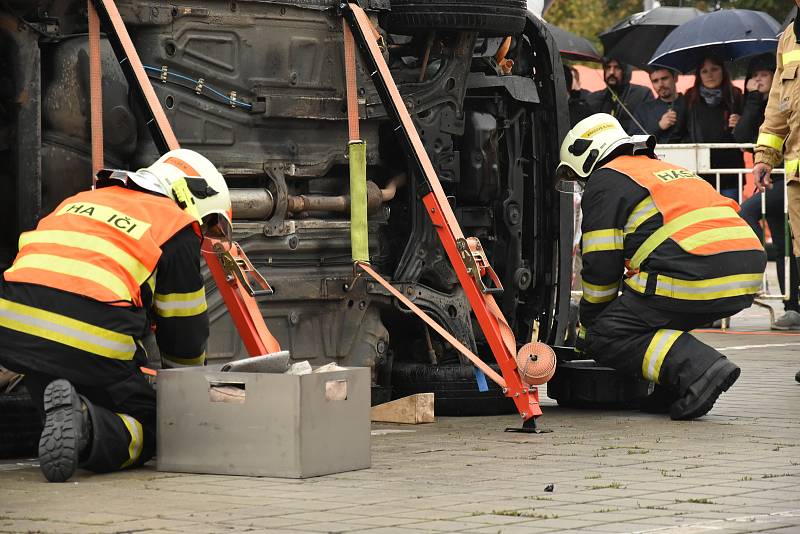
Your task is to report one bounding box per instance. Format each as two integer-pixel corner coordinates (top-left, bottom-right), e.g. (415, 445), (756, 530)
(5, 186), (199, 307)
(603, 156), (763, 270)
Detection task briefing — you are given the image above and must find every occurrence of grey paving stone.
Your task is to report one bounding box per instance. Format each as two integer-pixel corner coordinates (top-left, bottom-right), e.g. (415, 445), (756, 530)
(223, 515), (317, 529)
(463, 525), (555, 534)
(2, 307), (800, 534)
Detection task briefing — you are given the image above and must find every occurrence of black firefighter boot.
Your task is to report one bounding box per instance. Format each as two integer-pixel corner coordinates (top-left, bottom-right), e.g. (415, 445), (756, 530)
(38, 379), (92, 482)
(670, 358), (740, 421)
(795, 370), (800, 383)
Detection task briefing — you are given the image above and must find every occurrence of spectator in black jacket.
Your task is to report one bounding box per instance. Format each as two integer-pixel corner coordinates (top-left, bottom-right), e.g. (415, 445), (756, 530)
(680, 55), (744, 201)
(564, 65), (593, 126)
(632, 67), (686, 143)
(734, 54), (800, 329)
(585, 57), (654, 134)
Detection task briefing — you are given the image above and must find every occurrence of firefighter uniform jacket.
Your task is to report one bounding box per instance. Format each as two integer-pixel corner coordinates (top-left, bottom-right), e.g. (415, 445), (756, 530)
(0, 186), (209, 376)
(754, 19), (800, 179)
(580, 155), (767, 329)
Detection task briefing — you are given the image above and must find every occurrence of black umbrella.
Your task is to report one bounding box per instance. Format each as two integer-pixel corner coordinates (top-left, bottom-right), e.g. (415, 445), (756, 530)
(546, 23), (602, 63)
(649, 9), (781, 73)
(600, 6), (704, 68)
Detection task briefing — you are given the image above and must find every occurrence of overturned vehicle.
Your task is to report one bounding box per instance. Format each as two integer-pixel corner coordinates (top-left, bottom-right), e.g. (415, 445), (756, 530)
(0, 0), (572, 425)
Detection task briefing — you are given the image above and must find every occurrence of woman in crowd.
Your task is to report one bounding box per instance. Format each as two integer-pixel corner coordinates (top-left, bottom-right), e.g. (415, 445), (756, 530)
(681, 55), (743, 201)
(734, 54), (800, 329)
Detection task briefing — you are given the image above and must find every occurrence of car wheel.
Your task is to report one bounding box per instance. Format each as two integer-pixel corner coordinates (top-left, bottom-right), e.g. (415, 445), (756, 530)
(390, 361), (516, 416)
(387, 0), (527, 36)
(0, 386), (42, 458)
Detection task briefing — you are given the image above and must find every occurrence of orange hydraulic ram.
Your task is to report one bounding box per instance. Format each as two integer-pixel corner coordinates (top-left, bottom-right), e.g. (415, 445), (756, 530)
(341, 1), (543, 428)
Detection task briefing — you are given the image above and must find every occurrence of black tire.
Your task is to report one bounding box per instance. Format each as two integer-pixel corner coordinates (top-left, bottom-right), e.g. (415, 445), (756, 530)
(391, 361), (516, 416)
(0, 386), (42, 459)
(387, 0), (527, 36)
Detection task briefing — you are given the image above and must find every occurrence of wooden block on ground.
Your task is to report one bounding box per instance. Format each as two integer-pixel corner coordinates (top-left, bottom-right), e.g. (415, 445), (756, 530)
(371, 393), (434, 424)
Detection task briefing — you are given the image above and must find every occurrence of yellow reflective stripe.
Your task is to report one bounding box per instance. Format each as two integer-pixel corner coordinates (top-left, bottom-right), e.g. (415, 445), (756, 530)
(583, 228), (623, 254)
(145, 270), (157, 297)
(677, 226), (759, 252)
(783, 50), (800, 66)
(7, 254), (131, 302)
(626, 272), (762, 300)
(756, 132), (785, 152)
(625, 272), (648, 293)
(154, 288), (207, 318)
(582, 280), (619, 304)
(630, 207), (739, 269)
(162, 352), (206, 368)
(624, 197), (659, 236)
(786, 160), (800, 179)
(0, 298), (136, 360)
(117, 414), (144, 469)
(18, 230), (151, 286)
(654, 273), (762, 300)
(642, 329), (681, 383)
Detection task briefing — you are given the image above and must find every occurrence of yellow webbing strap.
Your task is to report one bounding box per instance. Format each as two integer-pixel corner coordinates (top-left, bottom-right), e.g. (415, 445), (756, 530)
(344, 17), (369, 263)
(349, 141), (369, 263)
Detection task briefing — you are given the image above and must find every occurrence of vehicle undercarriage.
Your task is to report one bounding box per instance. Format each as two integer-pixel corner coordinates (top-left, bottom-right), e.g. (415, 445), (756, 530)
(1, 0), (572, 415)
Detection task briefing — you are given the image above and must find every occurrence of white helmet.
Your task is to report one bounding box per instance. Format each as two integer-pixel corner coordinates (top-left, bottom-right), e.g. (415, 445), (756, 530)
(95, 149), (232, 241)
(556, 113), (654, 181)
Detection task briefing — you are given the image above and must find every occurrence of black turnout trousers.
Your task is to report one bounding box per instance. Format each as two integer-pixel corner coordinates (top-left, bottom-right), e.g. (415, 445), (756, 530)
(583, 291), (747, 396)
(22, 368), (156, 473)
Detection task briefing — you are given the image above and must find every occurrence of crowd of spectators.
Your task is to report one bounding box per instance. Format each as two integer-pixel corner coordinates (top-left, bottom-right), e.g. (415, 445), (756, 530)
(565, 53), (779, 198)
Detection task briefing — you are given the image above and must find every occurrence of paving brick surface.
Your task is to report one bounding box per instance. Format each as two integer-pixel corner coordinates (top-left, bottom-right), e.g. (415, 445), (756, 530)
(1, 304), (799, 533)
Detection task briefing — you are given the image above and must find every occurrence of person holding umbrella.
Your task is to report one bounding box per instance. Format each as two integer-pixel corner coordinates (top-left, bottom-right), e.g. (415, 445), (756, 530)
(751, 2), (800, 381)
(681, 55), (744, 201)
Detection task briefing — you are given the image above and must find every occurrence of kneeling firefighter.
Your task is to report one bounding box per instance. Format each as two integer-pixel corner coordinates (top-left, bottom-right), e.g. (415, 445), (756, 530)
(0, 149), (232, 482)
(558, 113), (766, 420)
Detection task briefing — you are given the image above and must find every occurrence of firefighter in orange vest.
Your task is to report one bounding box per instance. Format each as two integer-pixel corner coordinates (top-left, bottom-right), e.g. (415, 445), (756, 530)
(0, 149), (232, 482)
(557, 114), (766, 420)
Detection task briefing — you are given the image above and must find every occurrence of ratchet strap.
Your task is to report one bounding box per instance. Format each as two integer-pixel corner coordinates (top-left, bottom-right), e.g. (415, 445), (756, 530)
(343, 18), (369, 263)
(92, 0), (180, 152)
(358, 261), (505, 387)
(88, 0), (104, 180)
(343, 1), (542, 421)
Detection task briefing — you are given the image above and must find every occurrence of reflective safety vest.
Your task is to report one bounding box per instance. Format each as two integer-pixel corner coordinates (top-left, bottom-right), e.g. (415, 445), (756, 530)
(5, 186), (199, 307)
(603, 156), (764, 271)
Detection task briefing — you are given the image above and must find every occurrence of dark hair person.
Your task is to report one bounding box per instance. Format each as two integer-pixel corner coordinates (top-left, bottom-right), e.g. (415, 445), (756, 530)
(681, 55), (744, 201)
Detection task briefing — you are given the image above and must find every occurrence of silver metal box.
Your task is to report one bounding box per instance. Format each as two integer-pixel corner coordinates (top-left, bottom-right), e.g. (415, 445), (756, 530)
(157, 366), (371, 478)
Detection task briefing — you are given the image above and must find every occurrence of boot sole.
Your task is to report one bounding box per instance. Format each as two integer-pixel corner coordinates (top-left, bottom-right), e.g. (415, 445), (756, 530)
(38, 380), (81, 483)
(670, 361), (740, 421)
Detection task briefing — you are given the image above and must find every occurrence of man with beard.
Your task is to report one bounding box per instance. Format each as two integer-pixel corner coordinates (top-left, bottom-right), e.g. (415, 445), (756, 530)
(587, 57), (654, 134)
(633, 67), (686, 143)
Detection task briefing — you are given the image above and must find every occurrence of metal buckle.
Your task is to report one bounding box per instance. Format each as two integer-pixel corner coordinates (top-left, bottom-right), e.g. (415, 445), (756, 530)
(456, 237), (504, 295)
(215, 241), (273, 298)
